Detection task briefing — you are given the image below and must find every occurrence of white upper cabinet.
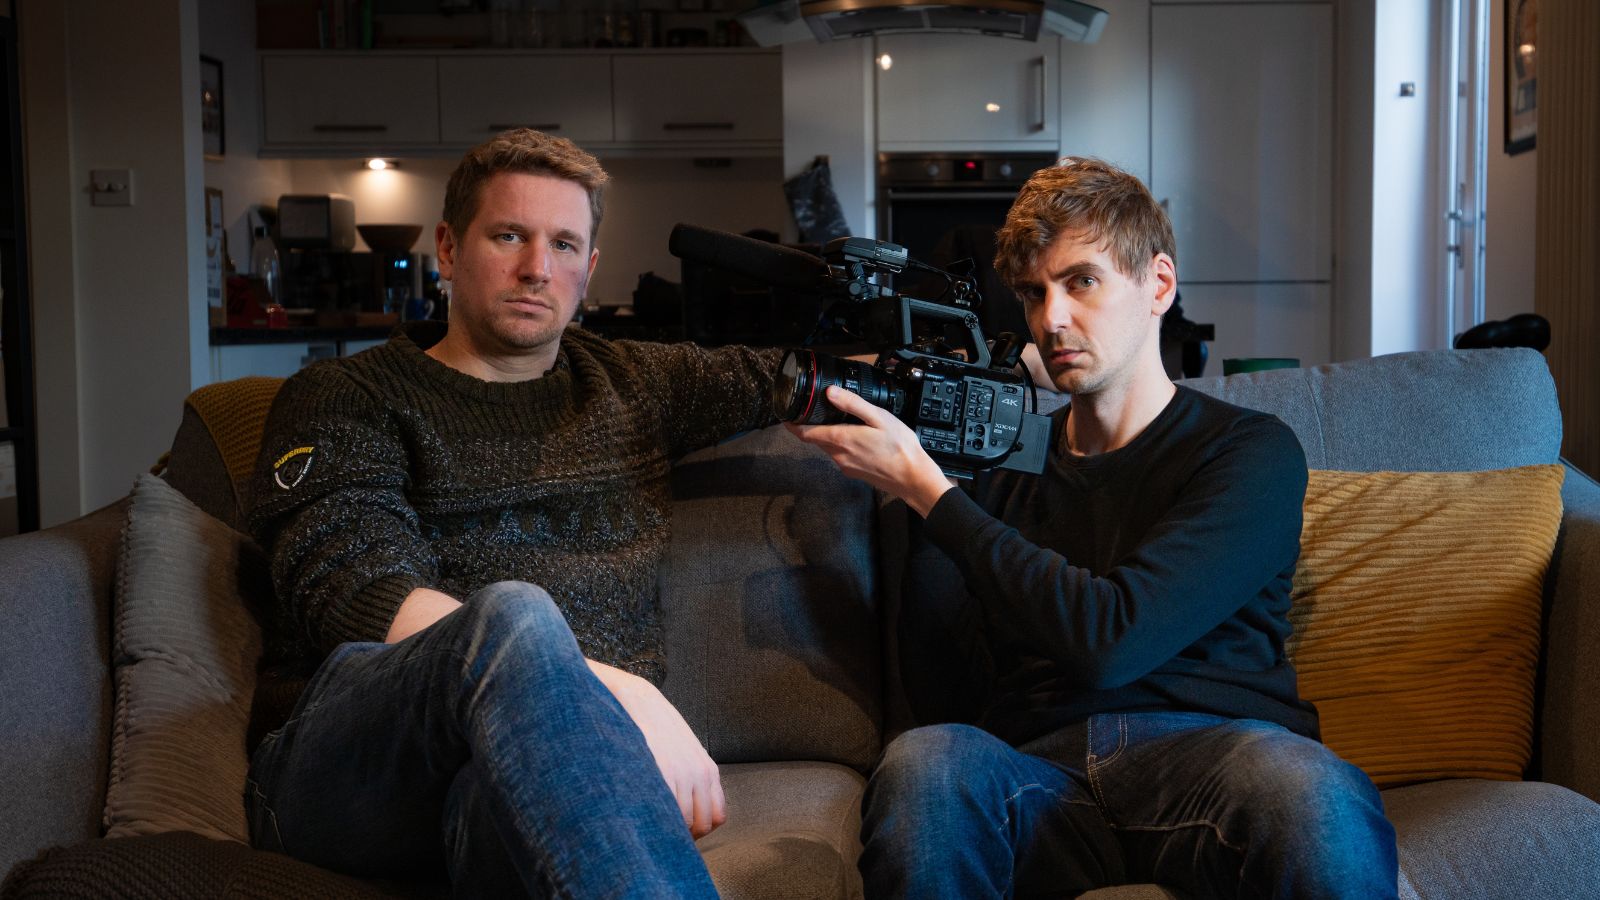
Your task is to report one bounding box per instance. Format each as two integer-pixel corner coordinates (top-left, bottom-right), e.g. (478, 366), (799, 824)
(876, 34), (1059, 149)
(611, 53), (782, 145)
(1150, 3), (1333, 283)
(262, 54), (440, 147)
(260, 50), (780, 155)
(438, 56), (613, 145)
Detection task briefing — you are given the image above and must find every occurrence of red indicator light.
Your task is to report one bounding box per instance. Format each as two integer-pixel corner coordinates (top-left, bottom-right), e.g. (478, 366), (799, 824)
(964, 160), (977, 169)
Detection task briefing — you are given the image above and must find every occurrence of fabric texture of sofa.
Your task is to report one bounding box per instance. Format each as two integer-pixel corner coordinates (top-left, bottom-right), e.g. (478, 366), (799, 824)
(3, 347), (1600, 899)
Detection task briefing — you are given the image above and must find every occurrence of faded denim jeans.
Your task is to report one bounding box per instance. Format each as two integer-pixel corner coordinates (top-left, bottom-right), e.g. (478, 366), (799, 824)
(246, 581), (717, 898)
(860, 714), (1398, 899)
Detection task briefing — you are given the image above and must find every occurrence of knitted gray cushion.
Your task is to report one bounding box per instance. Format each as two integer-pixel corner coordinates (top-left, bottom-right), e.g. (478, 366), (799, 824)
(698, 761), (866, 900)
(661, 425), (882, 771)
(1384, 779), (1600, 897)
(103, 474), (267, 843)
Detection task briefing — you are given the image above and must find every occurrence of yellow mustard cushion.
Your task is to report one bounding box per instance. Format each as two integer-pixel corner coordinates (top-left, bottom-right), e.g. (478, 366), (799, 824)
(1287, 465), (1565, 787)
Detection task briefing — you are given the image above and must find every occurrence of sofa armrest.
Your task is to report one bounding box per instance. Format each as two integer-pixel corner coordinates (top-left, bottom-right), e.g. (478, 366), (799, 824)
(0, 500), (127, 878)
(1537, 462), (1600, 802)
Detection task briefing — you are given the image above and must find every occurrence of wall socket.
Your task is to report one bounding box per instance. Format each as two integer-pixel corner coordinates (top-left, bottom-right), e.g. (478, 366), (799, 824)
(89, 168), (133, 206)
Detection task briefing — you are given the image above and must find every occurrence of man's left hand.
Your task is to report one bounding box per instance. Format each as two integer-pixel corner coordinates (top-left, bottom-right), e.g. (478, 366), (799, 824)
(785, 386), (955, 517)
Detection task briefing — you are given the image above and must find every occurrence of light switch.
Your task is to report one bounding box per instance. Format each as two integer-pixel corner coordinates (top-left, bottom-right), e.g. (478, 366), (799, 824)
(90, 168), (133, 206)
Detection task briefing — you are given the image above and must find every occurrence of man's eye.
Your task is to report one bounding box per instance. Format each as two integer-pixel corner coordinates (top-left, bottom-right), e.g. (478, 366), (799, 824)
(1073, 276), (1097, 290)
(497, 233), (523, 244)
(553, 239), (574, 252)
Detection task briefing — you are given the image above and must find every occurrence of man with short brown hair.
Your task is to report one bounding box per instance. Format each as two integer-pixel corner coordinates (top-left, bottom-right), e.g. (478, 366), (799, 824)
(791, 157), (1397, 897)
(247, 129), (777, 896)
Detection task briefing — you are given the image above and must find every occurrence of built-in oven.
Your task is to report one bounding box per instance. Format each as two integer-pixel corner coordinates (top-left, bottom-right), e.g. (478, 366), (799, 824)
(877, 152), (1056, 340)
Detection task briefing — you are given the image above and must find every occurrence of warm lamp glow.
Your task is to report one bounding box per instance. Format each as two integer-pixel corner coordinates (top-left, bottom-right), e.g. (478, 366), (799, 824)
(365, 158), (398, 171)
(877, 53), (893, 71)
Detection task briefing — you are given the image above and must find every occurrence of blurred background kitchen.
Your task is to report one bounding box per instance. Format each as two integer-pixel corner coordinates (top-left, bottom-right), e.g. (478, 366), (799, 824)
(7, 0), (1577, 535)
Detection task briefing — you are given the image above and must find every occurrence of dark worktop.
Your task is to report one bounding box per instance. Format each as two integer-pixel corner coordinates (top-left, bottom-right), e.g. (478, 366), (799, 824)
(209, 326), (395, 346)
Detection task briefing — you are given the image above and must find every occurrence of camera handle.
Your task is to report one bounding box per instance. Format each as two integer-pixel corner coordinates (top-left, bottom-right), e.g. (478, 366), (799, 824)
(890, 298), (992, 369)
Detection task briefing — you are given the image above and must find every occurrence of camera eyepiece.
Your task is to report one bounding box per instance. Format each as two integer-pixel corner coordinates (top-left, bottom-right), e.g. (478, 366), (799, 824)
(773, 349), (899, 425)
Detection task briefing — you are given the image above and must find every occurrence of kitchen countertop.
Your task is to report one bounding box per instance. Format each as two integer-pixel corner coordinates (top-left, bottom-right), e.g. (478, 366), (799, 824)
(210, 326), (396, 346)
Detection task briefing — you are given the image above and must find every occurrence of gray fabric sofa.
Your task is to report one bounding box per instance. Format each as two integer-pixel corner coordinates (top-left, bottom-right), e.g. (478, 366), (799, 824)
(4, 346), (1600, 898)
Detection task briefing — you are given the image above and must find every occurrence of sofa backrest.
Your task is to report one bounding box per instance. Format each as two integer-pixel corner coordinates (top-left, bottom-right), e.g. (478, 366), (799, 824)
(1178, 348), (1563, 471)
(659, 427), (884, 771)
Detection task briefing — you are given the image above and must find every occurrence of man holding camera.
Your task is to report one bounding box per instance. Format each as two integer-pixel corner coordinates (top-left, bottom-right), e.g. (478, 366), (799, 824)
(789, 158), (1397, 897)
(247, 129), (777, 895)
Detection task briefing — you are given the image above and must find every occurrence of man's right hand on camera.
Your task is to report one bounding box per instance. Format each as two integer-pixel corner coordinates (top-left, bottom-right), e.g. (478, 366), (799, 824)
(786, 385), (956, 517)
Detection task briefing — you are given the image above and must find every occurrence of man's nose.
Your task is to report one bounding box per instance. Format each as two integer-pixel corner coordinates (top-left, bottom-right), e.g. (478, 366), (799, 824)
(1034, 286), (1075, 332)
(518, 243), (552, 282)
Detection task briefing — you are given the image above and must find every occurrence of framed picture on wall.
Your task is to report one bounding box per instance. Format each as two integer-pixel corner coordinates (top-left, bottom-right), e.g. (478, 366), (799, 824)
(1505, 0), (1537, 155)
(201, 55), (225, 159)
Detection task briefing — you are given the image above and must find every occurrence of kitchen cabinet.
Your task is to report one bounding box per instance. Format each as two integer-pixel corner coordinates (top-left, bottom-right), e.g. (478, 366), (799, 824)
(610, 53), (782, 145)
(262, 54), (440, 148)
(209, 343), (317, 383)
(1150, 3), (1332, 284)
(1147, 1), (1333, 368)
(876, 34), (1058, 150)
(438, 55), (613, 145)
(260, 50), (781, 156)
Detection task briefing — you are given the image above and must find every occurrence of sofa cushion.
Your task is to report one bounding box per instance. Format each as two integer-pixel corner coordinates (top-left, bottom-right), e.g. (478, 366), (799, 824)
(698, 761), (866, 900)
(104, 474), (268, 843)
(1384, 779), (1600, 898)
(162, 376), (286, 532)
(0, 500), (126, 877)
(1288, 465), (1564, 787)
(662, 425), (882, 771)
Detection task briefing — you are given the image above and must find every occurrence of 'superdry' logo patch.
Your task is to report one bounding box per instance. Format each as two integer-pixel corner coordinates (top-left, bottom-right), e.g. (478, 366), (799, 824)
(273, 446), (316, 490)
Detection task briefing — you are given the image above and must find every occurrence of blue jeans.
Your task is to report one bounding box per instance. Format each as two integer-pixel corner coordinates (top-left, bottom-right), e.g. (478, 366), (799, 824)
(860, 715), (1398, 899)
(245, 581), (717, 898)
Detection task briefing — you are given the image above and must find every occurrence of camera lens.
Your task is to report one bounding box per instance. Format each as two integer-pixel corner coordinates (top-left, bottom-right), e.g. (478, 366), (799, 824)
(773, 349), (898, 425)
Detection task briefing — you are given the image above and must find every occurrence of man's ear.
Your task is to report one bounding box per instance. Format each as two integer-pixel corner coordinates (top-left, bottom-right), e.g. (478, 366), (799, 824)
(435, 221), (457, 280)
(587, 246), (600, 280)
(1149, 252), (1177, 318)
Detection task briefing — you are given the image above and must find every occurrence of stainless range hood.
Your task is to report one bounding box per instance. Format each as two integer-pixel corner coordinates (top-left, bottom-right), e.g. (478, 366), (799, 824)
(738, 0), (1109, 46)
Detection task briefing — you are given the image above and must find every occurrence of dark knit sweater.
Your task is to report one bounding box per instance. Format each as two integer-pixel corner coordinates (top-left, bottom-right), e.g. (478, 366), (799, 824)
(247, 321), (779, 685)
(918, 385), (1320, 745)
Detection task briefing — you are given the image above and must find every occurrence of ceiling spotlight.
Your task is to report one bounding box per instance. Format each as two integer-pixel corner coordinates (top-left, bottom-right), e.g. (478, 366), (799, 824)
(985, 102), (1002, 112)
(877, 53), (893, 71)
(364, 158), (398, 171)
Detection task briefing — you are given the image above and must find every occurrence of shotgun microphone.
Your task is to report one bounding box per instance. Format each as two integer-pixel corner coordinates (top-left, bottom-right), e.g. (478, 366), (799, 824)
(668, 223), (830, 291)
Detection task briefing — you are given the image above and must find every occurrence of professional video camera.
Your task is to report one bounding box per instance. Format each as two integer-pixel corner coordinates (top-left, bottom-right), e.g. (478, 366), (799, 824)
(669, 224), (1050, 478)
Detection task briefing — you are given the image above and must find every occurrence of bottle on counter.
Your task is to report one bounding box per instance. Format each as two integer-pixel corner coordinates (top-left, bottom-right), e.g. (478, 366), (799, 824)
(250, 225), (281, 303)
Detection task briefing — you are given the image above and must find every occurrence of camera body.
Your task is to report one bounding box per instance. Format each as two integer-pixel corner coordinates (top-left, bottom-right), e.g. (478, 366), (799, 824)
(772, 236), (1050, 478)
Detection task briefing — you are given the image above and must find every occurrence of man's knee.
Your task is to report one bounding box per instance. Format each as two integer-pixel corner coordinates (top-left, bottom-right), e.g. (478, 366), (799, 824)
(870, 724), (1010, 808)
(452, 581), (577, 656)
(1216, 723), (1390, 845)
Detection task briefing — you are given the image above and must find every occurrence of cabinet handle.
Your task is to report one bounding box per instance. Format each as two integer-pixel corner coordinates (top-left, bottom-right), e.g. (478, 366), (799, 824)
(663, 122), (736, 131)
(1032, 56), (1047, 133)
(489, 123), (561, 131)
(312, 124), (389, 133)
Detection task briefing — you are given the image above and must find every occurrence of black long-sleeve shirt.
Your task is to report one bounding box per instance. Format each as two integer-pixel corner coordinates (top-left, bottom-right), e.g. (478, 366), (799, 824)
(918, 385), (1319, 745)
